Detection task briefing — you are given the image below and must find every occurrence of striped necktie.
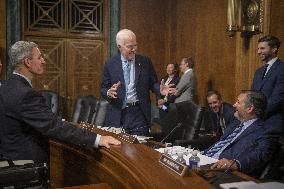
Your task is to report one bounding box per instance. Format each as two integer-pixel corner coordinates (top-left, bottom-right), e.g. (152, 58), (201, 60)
(205, 124), (243, 157)
(123, 60), (131, 88)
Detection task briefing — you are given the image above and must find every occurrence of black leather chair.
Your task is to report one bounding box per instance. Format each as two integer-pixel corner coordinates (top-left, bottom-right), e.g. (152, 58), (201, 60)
(72, 95), (97, 124)
(39, 90), (59, 115)
(260, 137), (284, 180)
(94, 99), (109, 127)
(173, 105), (217, 150)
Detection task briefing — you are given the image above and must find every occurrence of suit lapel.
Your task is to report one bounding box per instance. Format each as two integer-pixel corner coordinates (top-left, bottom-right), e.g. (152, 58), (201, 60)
(135, 55), (142, 85)
(258, 59), (280, 90)
(229, 119), (262, 145)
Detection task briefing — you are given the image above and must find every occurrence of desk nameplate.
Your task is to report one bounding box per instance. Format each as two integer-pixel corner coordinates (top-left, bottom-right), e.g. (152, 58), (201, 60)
(159, 154), (189, 176)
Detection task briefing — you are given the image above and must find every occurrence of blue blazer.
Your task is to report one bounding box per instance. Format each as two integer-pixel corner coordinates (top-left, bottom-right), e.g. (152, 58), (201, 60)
(209, 102), (238, 137)
(252, 59), (284, 116)
(101, 54), (160, 128)
(203, 117), (281, 177)
(0, 74), (97, 163)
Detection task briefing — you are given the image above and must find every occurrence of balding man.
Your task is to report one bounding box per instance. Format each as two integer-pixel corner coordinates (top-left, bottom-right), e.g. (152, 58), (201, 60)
(101, 29), (167, 136)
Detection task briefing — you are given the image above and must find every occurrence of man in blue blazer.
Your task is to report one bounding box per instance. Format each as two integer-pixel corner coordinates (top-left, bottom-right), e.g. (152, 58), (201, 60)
(203, 90), (281, 177)
(0, 41), (120, 163)
(101, 29), (167, 136)
(252, 35), (284, 130)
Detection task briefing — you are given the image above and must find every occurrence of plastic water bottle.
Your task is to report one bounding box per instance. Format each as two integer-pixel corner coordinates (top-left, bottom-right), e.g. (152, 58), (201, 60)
(176, 152), (186, 164)
(188, 150), (200, 170)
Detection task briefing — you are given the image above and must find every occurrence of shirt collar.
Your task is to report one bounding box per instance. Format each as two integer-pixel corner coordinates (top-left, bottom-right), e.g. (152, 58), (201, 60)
(266, 57), (278, 67)
(184, 68), (192, 74)
(121, 55), (135, 63)
(13, 71), (33, 87)
(241, 118), (258, 129)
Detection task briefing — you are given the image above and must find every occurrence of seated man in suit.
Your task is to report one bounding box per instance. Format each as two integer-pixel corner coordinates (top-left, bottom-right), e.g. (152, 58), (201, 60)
(203, 90), (282, 177)
(206, 90), (238, 139)
(0, 41), (121, 163)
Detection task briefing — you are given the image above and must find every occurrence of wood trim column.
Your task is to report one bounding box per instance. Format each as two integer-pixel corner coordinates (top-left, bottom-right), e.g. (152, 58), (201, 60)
(234, 0), (272, 97)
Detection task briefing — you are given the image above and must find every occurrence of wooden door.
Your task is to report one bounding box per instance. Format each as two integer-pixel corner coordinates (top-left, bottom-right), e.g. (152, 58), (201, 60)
(23, 0), (109, 120)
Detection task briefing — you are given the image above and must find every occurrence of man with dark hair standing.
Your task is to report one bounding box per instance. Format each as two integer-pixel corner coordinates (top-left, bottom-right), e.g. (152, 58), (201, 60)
(203, 90), (281, 177)
(206, 90), (238, 139)
(252, 35), (284, 133)
(0, 41), (120, 163)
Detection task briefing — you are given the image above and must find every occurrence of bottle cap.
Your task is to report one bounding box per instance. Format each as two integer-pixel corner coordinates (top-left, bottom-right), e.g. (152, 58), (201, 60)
(191, 150), (199, 156)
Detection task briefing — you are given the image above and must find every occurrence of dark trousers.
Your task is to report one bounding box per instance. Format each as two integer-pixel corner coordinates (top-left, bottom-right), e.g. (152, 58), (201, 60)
(121, 105), (149, 136)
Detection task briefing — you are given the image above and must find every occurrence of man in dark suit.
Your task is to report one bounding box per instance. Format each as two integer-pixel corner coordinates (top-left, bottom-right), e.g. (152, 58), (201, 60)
(252, 35), (284, 131)
(203, 90), (282, 177)
(0, 41), (120, 163)
(206, 90), (238, 139)
(101, 29), (168, 136)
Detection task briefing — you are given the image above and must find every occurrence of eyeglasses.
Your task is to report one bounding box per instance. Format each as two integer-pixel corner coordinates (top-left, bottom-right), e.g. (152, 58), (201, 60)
(125, 44), (137, 50)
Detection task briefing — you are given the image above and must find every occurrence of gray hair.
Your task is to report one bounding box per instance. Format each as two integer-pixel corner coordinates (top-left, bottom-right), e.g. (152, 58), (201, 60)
(9, 41), (38, 67)
(116, 29), (136, 46)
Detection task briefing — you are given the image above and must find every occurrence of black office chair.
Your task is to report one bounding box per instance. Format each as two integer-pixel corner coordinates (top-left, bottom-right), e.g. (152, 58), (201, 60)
(72, 95), (97, 124)
(94, 99), (109, 127)
(39, 90), (59, 115)
(260, 137), (284, 180)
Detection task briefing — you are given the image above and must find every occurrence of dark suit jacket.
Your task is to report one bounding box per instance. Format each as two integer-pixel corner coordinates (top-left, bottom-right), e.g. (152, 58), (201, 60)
(0, 74), (97, 163)
(101, 54), (160, 128)
(203, 116), (282, 177)
(252, 58), (284, 117)
(209, 102), (238, 137)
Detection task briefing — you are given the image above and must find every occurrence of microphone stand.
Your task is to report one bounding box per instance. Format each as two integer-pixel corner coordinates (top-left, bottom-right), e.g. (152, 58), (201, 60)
(153, 122), (182, 149)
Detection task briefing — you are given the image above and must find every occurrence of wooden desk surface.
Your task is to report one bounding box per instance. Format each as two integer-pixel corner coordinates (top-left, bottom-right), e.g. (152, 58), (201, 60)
(50, 127), (254, 189)
(50, 140), (215, 189)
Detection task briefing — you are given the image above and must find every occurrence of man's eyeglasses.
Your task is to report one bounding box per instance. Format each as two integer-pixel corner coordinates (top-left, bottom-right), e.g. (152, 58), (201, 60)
(125, 44), (137, 50)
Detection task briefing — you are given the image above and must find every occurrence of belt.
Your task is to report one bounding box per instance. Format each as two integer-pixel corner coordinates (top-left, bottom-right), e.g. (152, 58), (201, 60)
(126, 101), (139, 107)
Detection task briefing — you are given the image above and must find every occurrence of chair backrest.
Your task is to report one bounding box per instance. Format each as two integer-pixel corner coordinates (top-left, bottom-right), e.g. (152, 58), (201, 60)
(94, 99), (109, 127)
(86, 96), (98, 124)
(39, 90), (59, 115)
(72, 95), (97, 124)
(164, 101), (204, 143)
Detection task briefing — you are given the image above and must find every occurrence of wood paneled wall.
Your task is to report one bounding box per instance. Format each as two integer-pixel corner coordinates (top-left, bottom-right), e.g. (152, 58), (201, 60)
(1, 0), (283, 107)
(120, 0), (284, 106)
(0, 0), (6, 80)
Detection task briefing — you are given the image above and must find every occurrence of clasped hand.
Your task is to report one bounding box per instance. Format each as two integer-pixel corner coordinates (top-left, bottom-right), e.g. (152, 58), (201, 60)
(160, 79), (177, 96)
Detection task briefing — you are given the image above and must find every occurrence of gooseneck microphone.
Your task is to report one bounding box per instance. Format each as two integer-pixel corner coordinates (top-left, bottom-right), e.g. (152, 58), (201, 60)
(153, 122), (183, 149)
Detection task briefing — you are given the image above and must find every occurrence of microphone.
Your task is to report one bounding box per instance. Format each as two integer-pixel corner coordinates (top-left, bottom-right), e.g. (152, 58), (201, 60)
(208, 141), (259, 184)
(153, 122), (183, 149)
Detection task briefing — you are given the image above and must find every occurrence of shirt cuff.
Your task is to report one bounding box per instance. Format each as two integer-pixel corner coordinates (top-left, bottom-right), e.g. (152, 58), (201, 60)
(94, 134), (101, 148)
(235, 159), (241, 170)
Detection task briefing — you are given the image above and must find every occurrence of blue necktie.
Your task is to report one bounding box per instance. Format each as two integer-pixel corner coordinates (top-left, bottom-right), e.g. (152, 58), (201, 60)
(205, 124), (243, 157)
(123, 60), (131, 89)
